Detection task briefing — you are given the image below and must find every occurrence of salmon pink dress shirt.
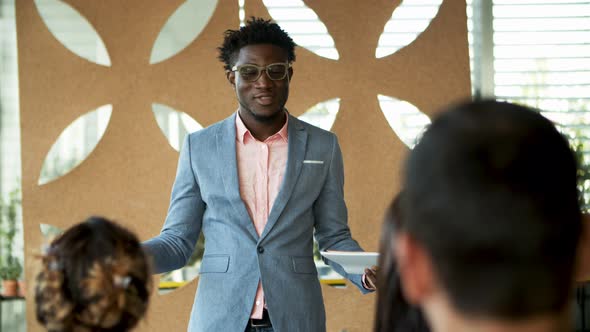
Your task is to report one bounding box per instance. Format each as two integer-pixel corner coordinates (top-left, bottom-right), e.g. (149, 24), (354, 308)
(235, 112), (289, 319)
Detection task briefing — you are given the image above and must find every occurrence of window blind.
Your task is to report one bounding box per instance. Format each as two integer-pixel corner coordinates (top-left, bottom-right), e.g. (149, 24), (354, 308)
(491, 1), (590, 137)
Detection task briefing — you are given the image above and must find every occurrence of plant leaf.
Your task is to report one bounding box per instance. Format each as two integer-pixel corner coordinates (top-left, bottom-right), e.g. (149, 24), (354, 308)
(38, 105), (112, 185)
(34, 0), (111, 66)
(378, 94), (430, 148)
(150, 0), (218, 64)
(262, 0), (339, 60)
(375, 0), (443, 58)
(297, 98), (340, 131)
(152, 103), (203, 151)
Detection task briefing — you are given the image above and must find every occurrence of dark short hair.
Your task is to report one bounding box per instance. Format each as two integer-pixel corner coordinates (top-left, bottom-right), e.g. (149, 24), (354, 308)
(217, 17), (296, 71)
(403, 100), (582, 318)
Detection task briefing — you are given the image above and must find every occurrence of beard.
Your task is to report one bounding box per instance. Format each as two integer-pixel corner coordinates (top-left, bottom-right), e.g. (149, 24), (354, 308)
(239, 101), (285, 123)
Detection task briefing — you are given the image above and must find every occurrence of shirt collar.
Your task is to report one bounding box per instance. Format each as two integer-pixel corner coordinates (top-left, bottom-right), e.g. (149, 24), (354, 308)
(235, 110), (289, 144)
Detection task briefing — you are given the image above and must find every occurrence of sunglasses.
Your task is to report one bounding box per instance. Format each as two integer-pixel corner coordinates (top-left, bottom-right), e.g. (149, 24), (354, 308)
(231, 63), (292, 82)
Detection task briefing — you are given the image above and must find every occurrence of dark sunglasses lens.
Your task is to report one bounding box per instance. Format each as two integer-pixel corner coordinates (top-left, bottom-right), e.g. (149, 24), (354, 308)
(267, 64), (288, 80)
(239, 66), (260, 81)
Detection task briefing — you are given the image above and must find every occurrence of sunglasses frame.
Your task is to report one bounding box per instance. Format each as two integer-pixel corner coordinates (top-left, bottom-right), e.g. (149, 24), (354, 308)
(231, 62), (292, 82)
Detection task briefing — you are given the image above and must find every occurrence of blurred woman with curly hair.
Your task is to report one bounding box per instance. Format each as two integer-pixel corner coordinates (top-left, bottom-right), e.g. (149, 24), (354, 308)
(35, 216), (152, 332)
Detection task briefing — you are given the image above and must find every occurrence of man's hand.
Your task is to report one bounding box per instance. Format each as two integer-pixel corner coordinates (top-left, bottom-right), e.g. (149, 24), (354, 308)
(363, 265), (378, 290)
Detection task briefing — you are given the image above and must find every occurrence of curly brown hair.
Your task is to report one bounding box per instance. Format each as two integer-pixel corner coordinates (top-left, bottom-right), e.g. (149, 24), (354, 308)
(35, 217), (152, 332)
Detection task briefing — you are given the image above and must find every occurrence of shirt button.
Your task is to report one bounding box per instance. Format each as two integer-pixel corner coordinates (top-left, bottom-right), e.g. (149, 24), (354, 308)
(257, 246), (264, 254)
(256, 301), (261, 306)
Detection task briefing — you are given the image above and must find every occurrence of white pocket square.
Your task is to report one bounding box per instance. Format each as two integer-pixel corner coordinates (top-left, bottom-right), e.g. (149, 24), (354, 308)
(303, 160), (324, 164)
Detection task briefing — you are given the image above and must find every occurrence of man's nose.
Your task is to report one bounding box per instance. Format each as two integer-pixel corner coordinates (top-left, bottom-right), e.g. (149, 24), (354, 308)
(254, 70), (273, 88)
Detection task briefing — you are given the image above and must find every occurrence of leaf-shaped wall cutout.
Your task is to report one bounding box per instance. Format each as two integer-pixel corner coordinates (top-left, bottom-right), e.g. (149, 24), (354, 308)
(152, 103), (203, 151)
(34, 0), (111, 66)
(298, 98), (340, 131)
(157, 232), (205, 294)
(40, 223), (64, 251)
(261, 0), (339, 60)
(375, 0), (443, 58)
(378, 95), (430, 148)
(238, 0), (246, 26)
(150, 0), (218, 64)
(38, 105), (112, 185)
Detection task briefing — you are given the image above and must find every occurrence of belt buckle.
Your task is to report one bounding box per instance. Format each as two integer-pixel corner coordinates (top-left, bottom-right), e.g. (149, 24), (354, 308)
(250, 318), (271, 328)
(250, 309), (271, 328)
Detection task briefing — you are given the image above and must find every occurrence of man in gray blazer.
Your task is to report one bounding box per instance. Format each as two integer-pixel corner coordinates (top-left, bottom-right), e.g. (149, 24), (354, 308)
(144, 17), (376, 332)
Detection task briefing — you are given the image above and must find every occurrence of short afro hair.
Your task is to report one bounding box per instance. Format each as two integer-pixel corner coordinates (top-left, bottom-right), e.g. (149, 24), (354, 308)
(218, 17), (296, 71)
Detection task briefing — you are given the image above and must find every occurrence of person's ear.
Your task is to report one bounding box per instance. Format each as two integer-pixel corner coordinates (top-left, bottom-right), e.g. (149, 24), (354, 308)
(394, 232), (437, 305)
(226, 70), (236, 88)
(288, 67), (293, 82)
(576, 214), (590, 282)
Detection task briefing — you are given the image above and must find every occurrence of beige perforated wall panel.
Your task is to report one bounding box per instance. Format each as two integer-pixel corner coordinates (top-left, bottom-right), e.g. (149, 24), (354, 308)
(16, 0), (470, 331)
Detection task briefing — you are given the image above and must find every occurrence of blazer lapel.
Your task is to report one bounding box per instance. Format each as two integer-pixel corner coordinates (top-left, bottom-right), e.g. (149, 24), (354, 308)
(216, 114), (259, 241)
(259, 115), (308, 242)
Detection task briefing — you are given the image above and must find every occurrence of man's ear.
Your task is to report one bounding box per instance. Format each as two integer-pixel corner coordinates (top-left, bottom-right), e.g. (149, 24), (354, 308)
(395, 232), (438, 305)
(576, 214), (590, 282)
(226, 70), (236, 87)
(288, 67), (294, 82)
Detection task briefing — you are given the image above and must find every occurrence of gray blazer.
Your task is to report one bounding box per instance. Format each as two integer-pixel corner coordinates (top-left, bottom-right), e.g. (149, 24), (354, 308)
(144, 113), (368, 332)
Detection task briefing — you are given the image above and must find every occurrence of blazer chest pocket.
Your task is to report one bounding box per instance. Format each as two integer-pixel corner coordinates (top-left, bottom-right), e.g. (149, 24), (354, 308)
(291, 256), (317, 275)
(302, 162), (325, 174)
(299, 163), (326, 189)
(200, 255), (230, 273)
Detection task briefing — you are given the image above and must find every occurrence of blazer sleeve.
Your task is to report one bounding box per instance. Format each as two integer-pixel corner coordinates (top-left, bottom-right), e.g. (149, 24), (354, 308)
(313, 134), (371, 294)
(143, 135), (205, 274)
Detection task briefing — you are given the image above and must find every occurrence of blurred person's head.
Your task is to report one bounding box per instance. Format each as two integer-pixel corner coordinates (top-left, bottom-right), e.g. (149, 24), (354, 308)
(374, 192), (430, 332)
(36, 217), (151, 332)
(397, 100), (582, 332)
(578, 215), (590, 281)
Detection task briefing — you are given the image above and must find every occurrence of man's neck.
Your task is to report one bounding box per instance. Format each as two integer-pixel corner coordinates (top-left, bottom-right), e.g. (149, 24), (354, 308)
(238, 109), (287, 142)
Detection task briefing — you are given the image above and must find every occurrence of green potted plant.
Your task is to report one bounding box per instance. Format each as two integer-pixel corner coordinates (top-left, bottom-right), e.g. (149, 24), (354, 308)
(0, 188), (22, 296)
